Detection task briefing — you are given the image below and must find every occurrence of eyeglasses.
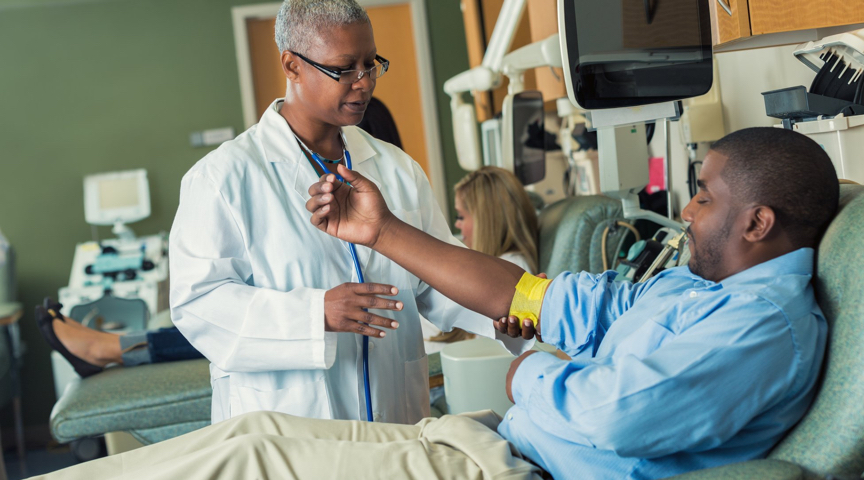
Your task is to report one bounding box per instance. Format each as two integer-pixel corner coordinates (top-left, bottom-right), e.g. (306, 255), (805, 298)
(291, 51), (390, 84)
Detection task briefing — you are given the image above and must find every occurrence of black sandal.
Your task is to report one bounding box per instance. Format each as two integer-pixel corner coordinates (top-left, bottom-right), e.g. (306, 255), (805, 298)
(36, 298), (103, 378)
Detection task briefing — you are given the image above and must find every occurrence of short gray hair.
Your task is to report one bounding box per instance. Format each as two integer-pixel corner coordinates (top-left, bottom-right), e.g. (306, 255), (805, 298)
(275, 0), (370, 54)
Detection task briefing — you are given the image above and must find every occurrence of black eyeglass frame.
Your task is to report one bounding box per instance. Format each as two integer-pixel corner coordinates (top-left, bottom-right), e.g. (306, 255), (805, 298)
(290, 51), (390, 84)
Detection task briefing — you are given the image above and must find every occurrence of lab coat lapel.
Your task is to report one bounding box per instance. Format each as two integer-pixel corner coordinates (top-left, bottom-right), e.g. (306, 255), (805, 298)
(257, 99), (352, 257)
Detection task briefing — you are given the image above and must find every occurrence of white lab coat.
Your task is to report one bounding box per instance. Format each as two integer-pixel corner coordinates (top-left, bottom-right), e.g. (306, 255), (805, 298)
(170, 99), (530, 425)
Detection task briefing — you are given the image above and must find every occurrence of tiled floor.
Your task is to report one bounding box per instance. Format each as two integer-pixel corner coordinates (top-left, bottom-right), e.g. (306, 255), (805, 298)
(4, 445), (79, 479)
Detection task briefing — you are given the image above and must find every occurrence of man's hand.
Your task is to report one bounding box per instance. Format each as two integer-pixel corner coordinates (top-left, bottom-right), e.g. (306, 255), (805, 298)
(325, 283), (403, 338)
(495, 273), (546, 340)
(506, 350), (538, 403)
(306, 166), (397, 249)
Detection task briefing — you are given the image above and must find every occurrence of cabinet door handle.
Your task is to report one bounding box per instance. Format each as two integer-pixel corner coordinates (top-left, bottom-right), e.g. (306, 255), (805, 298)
(717, 0), (733, 16)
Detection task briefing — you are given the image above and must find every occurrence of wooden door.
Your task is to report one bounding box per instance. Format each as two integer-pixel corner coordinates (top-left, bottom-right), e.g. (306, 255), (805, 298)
(526, 0), (566, 106)
(365, 4), (428, 173)
(244, 4), (430, 175)
(460, 0), (537, 122)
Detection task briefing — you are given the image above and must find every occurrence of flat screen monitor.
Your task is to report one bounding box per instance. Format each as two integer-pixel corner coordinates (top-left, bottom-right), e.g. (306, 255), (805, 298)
(558, 0), (713, 110)
(512, 91), (546, 186)
(84, 169), (151, 226)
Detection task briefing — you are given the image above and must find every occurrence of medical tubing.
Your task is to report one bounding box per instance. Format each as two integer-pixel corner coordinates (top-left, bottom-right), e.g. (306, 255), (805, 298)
(348, 241), (374, 422)
(316, 148), (374, 422)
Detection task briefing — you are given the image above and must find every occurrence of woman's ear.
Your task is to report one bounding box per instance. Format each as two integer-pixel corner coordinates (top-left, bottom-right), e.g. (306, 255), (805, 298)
(281, 51), (301, 83)
(743, 205), (777, 243)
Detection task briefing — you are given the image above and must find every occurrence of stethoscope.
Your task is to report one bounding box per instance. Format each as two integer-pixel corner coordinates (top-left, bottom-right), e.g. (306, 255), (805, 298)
(295, 131), (374, 422)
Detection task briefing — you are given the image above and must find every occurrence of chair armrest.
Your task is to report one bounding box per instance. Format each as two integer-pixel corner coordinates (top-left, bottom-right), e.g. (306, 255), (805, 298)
(667, 459), (803, 480)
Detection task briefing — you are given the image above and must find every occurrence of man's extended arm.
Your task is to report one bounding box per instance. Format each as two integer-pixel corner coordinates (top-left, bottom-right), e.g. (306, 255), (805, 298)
(306, 167), (527, 320)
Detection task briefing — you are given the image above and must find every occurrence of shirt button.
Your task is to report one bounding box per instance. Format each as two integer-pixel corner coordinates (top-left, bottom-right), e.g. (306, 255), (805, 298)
(369, 342), (375, 350)
(690, 291), (698, 298)
(508, 414), (514, 420)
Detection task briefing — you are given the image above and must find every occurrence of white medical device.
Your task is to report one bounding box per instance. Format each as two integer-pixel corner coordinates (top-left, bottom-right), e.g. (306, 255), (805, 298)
(84, 169), (151, 241)
(55, 169), (164, 396)
(764, 28), (864, 184)
(499, 34), (563, 185)
(480, 118), (503, 168)
(443, 0), (527, 171)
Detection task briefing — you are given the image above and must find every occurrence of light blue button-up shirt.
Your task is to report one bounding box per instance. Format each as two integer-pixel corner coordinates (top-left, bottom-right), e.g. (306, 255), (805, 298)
(498, 248), (826, 480)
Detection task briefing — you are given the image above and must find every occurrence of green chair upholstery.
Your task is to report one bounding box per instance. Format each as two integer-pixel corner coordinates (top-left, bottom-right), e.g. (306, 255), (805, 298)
(49, 308), (212, 447)
(670, 183), (864, 480)
(50, 358), (211, 445)
(538, 195), (625, 276)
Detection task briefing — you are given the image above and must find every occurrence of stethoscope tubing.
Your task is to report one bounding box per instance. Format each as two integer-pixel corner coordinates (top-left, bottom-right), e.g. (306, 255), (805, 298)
(310, 147), (374, 423)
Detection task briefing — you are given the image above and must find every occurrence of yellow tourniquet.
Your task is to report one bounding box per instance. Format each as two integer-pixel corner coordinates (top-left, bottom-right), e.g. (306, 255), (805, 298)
(509, 273), (553, 328)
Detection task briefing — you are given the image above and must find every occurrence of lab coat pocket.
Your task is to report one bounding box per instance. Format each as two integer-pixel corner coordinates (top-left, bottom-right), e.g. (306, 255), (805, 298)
(402, 354), (430, 424)
(230, 372), (333, 420)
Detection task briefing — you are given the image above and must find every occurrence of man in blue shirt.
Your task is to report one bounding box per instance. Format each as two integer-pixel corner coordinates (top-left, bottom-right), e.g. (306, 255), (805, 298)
(301, 126), (838, 479)
(37, 127), (838, 480)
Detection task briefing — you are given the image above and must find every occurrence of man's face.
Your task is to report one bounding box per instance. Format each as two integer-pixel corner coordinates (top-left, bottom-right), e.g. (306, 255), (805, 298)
(681, 151), (738, 281)
(292, 22), (377, 127)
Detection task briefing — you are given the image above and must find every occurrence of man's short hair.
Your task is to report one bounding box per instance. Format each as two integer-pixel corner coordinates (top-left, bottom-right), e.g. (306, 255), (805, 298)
(711, 127), (839, 249)
(275, 0), (370, 55)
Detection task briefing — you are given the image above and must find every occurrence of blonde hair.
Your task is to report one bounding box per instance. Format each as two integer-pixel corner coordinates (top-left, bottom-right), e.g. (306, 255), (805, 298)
(455, 167), (539, 273)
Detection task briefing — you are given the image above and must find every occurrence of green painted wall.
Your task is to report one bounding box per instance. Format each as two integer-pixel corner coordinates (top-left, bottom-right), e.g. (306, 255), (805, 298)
(425, 0), (471, 222)
(0, 0), (469, 438)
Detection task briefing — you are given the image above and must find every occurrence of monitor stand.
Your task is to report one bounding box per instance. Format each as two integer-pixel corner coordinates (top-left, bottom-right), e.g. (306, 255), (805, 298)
(592, 102), (684, 231)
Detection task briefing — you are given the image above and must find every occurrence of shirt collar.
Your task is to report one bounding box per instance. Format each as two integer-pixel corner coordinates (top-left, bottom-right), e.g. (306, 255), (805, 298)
(258, 98), (376, 166)
(718, 248), (815, 287)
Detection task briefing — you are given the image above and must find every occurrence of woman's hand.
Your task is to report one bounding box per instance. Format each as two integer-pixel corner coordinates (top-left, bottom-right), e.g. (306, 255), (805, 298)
(324, 283), (403, 338)
(495, 316), (540, 341)
(307, 166), (397, 249)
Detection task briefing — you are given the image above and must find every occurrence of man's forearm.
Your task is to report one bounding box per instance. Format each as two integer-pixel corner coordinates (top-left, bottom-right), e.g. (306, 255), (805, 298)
(373, 217), (526, 319)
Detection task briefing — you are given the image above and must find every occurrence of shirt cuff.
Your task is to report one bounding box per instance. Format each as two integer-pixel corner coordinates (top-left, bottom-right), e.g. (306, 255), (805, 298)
(539, 275), (566, 351)
(511, 351), (562, 406)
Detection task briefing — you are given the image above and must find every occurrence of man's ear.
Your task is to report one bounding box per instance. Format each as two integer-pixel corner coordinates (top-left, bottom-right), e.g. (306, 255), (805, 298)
(281, 51), (301, 83)
(743, 205), (776, 243)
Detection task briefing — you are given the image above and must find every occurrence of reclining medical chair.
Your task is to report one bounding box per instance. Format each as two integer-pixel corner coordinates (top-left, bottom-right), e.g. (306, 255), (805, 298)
(537, 195), (627, 275)
(49, 308), (211, 457)
(671, 183), (864, 480)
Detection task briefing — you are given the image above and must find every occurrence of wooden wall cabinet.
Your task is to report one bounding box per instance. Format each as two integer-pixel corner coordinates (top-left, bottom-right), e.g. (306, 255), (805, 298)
(711, 0), (864, 48)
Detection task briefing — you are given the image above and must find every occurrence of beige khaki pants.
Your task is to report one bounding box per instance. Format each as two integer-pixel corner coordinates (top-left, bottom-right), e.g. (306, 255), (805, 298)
(31, 411), (542, 480)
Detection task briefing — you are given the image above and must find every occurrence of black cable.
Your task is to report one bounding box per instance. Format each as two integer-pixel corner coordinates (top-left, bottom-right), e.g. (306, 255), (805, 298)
(645, 122), (656, 144)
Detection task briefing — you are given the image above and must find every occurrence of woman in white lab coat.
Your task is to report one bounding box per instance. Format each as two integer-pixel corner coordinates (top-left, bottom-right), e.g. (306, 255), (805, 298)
(169, 0), (528, 425)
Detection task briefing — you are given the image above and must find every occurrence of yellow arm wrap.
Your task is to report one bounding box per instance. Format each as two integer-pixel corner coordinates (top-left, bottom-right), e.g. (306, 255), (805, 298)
(508, 273), (553, 328)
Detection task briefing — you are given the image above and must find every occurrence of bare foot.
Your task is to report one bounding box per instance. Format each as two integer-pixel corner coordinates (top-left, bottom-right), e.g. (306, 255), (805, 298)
(51, 316), (124, 367)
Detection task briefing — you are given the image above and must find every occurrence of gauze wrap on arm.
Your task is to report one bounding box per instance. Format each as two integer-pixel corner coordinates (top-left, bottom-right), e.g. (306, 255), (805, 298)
(508, 273), (553, 328)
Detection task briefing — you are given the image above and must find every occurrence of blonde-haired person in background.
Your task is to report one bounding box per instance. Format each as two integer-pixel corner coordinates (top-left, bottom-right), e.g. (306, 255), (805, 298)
(429, 167), (539, 343)
(455, 167), (538, 273)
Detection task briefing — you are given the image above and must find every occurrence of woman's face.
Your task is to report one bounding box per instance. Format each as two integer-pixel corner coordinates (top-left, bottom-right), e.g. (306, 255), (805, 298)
(288, 21), (378, 127)
(454, 194), (474, 249)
